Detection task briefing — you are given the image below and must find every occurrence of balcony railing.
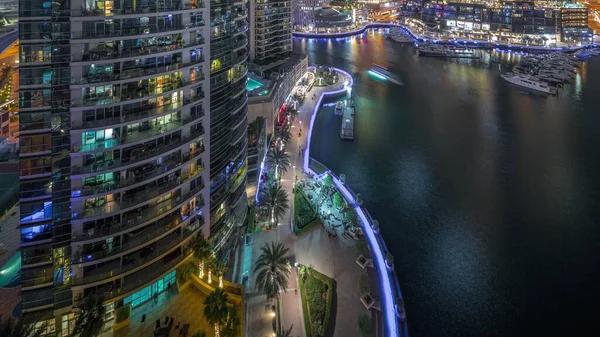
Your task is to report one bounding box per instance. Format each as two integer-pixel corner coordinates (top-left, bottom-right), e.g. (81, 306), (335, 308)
(72, 57), (205, 85)
(73, 177), (205, 221)
(71, 225), (198, 285)
(73, 99), (190, 130)
(73, 215), (197, 264)
(75, 121), (184, 153)
(73, 40), (205, 63)
(81, 177), (183, 219)
(95, 249), (193, 301)
(72, 127), (205, 176)
(74, 157), (182, 197)
(75, 2), (205, 17)
(73, 22), (204, 40)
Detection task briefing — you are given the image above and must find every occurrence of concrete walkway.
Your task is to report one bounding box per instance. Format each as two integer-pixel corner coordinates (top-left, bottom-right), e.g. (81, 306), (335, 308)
(246, 69), (374, 337)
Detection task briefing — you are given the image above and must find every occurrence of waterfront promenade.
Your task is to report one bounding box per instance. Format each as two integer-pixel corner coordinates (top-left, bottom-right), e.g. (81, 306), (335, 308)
(246, 67), (406, 337)
(293, 22), (599, 52)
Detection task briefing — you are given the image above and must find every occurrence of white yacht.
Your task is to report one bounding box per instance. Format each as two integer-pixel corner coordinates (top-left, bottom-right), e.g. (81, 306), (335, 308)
(501, 73), (557, 95)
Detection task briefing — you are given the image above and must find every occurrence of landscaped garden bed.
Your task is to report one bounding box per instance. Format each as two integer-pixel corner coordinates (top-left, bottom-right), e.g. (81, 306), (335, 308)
(299, 265), (334, 337)
(294, 186), (319, 234)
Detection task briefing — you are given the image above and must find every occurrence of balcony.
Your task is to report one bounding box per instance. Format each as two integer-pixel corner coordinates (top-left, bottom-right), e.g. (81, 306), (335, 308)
(71, 224), (198, 286)
(73, 191), (203, 242)
(74, 40), (205, 63)
(73, 177), (205, 221)
(73, 214), (199, 264)
(77, 78), (187, 107)
(72, 97), (194, 130)
(73, 21), (204, 40)
(72, 128), (205, 176)
(76, 121), (185, 154)
(72, 57), (205, 85)
(80, 177), (184, 219)
(93, 249), (193, 301)
(75, 2), (205, 18)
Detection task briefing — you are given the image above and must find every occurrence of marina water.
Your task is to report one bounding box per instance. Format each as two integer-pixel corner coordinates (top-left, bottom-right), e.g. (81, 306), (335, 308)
(295, 31), (600, 336)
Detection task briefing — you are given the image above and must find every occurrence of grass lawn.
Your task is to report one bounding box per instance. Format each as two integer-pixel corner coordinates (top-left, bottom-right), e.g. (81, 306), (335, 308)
(299, 265), (334, 337)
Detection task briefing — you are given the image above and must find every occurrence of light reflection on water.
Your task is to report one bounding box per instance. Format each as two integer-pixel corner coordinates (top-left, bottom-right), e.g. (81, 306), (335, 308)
(298, 33), (600, 337)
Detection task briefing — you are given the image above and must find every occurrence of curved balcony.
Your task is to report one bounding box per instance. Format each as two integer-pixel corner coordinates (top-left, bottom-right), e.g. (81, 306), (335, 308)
(72, 2), (205, 19)
(72, 212), (202, 266)
(72, 96), (203, 130)
(73, 185), (205, 243)
(73, 39), (205, 64)
(74, 77), (201, 108)
(71, 224), (200, 286)
(72, 21), (205, 41)
(71, 58), (205, 86)
(71, 125), (204, 176)
(73, 172), (205, 221)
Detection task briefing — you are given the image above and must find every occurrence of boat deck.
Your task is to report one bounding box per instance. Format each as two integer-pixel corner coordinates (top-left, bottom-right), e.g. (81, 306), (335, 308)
(340, 101), (355, 140)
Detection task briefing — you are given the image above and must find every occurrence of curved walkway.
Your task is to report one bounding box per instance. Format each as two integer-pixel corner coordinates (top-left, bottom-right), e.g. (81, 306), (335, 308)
(293, 22), (598, 52)
(301, 68), (408, 337)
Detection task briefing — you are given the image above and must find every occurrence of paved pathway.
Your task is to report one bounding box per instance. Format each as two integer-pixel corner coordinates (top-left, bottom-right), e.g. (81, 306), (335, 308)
(246, 69), (375, 337)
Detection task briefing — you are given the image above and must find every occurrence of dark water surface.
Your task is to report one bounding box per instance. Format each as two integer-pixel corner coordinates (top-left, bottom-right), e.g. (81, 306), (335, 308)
(295, 32), (600, 336)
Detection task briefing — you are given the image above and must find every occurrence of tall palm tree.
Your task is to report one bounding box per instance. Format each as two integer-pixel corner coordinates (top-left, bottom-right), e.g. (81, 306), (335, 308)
(277, 325), (294, 337)
(253, 241), (291, 299)
(266, 148), (291, 180)
(203, 288), (229, 337)
(259, 185), (289, 226)
(221, 306), (241, 337)
(73, 295), (106, 337)
(0, 317), (43, 337)
(194, 234), (212, 279)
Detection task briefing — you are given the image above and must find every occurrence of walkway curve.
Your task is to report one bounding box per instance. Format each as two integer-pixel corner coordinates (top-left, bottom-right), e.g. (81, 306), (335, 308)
(302, 67), (408, 337)
(293, 23), (598, 52)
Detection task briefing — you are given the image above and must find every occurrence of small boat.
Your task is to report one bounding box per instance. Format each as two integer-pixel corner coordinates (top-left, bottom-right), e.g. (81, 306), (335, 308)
(369, 64), (404, 85)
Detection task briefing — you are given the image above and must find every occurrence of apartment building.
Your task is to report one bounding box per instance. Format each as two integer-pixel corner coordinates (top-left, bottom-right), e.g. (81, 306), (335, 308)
(250, 0), (293, 70)
(18, 0), (247, 333)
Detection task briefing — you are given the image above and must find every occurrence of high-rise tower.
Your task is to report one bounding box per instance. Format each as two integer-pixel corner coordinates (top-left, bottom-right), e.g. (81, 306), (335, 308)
(250, 0), (292, 70)
(18, 0), (247, 331)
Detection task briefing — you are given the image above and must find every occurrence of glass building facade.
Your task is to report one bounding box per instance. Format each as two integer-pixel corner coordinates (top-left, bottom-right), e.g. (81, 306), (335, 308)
(208, 0), (249, 249)
(250, 0), (292, 67)
(16, 0), (248, 330)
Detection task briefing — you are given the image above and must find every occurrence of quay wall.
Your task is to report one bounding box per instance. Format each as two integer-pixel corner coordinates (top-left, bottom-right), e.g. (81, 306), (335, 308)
(302, 68), (409, 337)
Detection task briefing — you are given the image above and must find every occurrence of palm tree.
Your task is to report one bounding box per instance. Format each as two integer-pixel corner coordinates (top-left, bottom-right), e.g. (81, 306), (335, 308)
(259, 185), (289, 226)
(203, 288), (229, 337)
(274, 128), (291, 146)
(266, 148), (291, 180)
(276, 325), (294, 337)
(221, 306), (241, 337)
(0, 317), (43, 337)
(253, 241), (291, 299)
(73, 295), (106, 337)
(194, 235), (212, 279)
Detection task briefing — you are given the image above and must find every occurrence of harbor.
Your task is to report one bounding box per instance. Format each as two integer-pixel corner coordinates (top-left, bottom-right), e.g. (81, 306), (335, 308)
(499, 50), (600, 95)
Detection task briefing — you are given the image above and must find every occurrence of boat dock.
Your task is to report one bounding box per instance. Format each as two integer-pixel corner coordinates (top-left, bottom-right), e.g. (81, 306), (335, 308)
(340, 100), (355, 140)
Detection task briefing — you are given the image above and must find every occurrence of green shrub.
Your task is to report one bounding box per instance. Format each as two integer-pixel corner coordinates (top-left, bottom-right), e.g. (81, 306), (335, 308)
(333, 192), (344, 209)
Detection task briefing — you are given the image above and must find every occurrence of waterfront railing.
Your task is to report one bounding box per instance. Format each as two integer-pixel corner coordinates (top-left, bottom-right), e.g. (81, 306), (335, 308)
(303, 68), (409, 337)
